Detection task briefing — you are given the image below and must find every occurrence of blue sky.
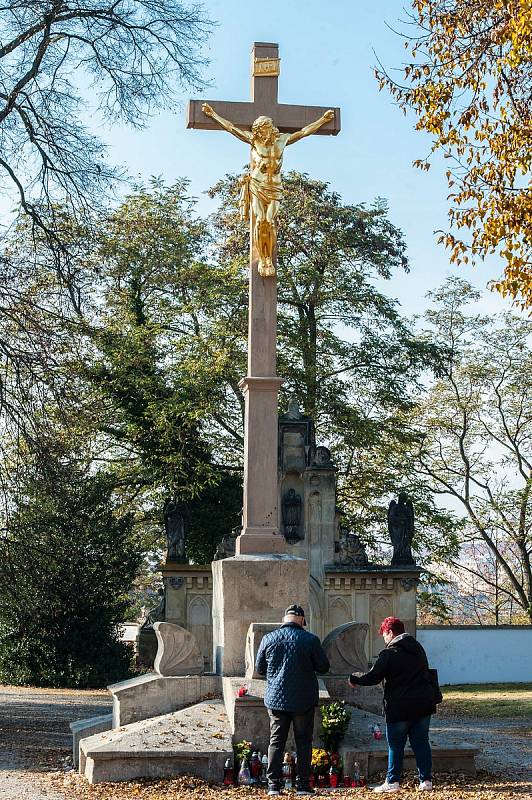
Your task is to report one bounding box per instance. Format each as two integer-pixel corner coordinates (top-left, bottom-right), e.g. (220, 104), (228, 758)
(65, 2), (517, 316)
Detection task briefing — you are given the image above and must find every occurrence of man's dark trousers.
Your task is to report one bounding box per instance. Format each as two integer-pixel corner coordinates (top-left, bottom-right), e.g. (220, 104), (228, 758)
(267, 707), (315, 789)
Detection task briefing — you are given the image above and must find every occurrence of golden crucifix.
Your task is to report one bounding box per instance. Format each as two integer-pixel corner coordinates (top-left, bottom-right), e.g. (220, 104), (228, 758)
(188, 43), (340, 557)
(201, 103), (334, 275)
(187, 42), (340, 277)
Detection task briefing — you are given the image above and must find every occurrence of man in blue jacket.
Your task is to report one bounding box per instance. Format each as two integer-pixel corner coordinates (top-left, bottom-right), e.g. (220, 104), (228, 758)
(256, 604), (330, 796)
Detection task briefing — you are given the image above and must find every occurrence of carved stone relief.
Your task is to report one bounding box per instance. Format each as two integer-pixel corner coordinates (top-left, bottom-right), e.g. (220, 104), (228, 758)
(153, 622), (204, 676)
(328, 596), (351, 630)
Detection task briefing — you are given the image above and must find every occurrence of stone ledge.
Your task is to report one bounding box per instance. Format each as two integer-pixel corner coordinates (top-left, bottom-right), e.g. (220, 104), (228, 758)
(324, 564), (422, 574)
(223, 675), (330, 753)
(70, 714), (113, 769)
(109, 672), (221, 727)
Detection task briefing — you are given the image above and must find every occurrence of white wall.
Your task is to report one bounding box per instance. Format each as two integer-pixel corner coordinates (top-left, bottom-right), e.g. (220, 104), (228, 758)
(120, 623), (140, 644)
(417, 626), (532, 685)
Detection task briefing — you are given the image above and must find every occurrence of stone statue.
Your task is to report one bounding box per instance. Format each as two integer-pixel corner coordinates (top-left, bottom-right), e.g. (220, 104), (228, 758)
(388, 492), (416, 565)
(140, 587), (166, 630)
(311, 445), (335, 468)
(336, 527), (369, 567)
(164, 500), (186, 563)
(282, 488), (303, 543)
(201, 102), (334, 277)
(285, 397), (302, 420)
(214, 520), (241, 560)
(214, 528), (238, 560)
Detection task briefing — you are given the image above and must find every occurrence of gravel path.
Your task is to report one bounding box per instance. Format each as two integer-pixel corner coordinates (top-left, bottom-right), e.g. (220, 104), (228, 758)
(431, 716), (531, 778)
(0, 685), (111, 800)
(0, 685), (529, 799)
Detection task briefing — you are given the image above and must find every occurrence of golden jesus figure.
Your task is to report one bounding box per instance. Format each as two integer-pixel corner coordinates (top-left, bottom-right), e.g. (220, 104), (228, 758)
(202, 103), (335, 277)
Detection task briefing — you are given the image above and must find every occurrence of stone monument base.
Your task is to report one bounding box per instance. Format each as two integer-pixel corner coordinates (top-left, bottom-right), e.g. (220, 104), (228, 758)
(212, 554), (309, 676)
(78, 676), (478, 783)
(75, 601), (477, 784)
(79, 699), (232, 783)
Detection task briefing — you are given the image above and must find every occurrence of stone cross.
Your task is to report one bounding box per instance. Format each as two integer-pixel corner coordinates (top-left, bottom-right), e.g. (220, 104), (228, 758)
(187, 42), (341, 136)
(187, 43), (340, 555)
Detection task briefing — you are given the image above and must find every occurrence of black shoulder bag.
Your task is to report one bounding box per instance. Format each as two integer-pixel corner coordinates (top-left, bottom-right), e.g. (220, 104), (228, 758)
(428, 668), (443, 704)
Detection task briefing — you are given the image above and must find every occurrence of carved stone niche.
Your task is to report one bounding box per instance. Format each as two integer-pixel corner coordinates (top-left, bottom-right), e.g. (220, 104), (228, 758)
(278, 400), (314, 472)
(370, 595), (393, 659)
(153, 622), (204, 677)
(281, 482), (304, 542)
(282, 430), (307, 472)
(187, 595), (213, 672)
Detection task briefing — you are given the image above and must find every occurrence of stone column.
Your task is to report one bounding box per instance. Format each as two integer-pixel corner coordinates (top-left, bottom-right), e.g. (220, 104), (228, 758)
(235, 212), (286, 555)
(212, 214), (312, 676)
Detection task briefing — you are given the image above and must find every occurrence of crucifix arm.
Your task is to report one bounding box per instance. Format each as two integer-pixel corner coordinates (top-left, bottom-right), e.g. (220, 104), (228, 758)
(201, 103), (252, 144)
(286, 109), (335, 145)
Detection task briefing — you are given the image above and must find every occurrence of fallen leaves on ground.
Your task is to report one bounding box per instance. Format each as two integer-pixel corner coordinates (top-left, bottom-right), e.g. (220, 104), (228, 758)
(48, 771), (531, 800)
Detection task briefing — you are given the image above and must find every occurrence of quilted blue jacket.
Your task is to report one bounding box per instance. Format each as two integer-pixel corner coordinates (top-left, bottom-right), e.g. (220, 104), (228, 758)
(255, 622), (330, 713)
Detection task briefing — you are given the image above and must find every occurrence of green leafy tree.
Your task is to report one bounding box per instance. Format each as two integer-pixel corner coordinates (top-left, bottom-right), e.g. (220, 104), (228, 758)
(79, 181), (243, 560)
(409, 278), (532, 622)
(207, 172), (455, 558)
(0, 182), (243, 567)
(1, 176), (459, 572)
(0, 442), (142, 687)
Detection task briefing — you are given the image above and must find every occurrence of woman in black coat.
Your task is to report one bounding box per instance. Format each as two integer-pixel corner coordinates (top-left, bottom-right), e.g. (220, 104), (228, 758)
(349, 617), (436, 793)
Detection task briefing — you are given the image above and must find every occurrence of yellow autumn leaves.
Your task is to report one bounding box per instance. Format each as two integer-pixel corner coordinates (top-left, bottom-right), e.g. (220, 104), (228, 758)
(378, 0), (532, 307)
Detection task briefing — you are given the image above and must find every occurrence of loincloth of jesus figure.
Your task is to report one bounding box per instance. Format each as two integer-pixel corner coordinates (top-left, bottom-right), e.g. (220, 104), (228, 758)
(202, 104), (335, 277)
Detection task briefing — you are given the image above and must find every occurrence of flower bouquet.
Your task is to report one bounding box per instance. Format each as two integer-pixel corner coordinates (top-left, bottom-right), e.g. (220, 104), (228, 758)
(319, 701), (352, 753)
(311, 747), (330, 787)
(233, 739), (252, 774)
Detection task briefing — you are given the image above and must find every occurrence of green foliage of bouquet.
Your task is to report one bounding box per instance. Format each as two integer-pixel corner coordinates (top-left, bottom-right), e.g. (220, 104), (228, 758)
(233, 740), (252, 763)
(319, 701), (352, 752)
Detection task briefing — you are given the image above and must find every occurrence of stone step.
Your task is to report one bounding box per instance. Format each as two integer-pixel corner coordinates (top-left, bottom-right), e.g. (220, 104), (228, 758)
(70, 713), (113, 768)
(340, 707), (478, 778)
(80, 699), (232, 784)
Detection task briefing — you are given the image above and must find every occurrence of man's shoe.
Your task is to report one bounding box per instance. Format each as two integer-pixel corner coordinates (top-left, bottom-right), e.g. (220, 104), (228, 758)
(373, 782), (400, 793)
(267, 789), (281, 797)
(418, 781), (433, 791)
(296, 790), (315, 796)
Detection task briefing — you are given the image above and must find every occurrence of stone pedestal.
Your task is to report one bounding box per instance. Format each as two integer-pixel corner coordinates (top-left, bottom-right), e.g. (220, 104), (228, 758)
(212, 554), (309, 675)
(160, 564), (213, 670)
(323, 565), (421, 660)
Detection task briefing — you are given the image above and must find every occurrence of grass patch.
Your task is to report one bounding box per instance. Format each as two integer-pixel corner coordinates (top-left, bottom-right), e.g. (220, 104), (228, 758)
(440, 682), (532, 718)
